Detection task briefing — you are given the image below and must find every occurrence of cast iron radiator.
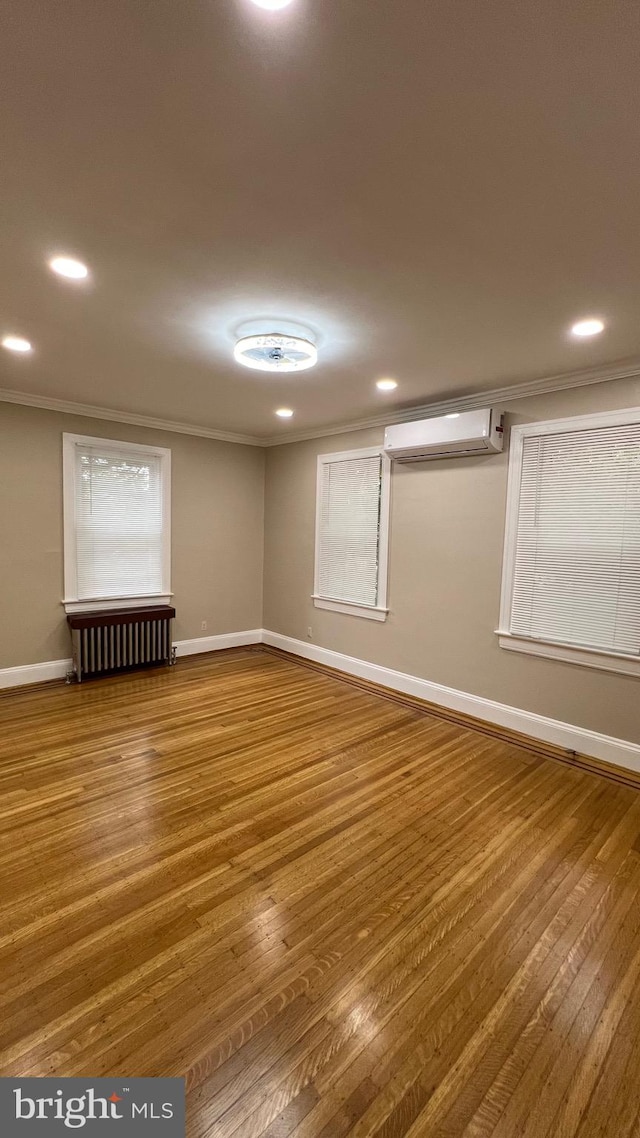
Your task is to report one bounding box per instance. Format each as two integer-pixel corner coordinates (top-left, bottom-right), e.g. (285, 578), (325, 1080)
(66, 605), (176, 682)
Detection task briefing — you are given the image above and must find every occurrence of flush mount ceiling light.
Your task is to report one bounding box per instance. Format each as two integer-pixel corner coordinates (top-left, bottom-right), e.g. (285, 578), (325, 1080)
(234, 334), (317, 373)
(571, 317), (605, 338)
(2, 334), (32, 353)
(250, 0), (295, 8)
(49, 255), (89, 280)
(376, 378), (398, 391)
(275, 408), (294, 418)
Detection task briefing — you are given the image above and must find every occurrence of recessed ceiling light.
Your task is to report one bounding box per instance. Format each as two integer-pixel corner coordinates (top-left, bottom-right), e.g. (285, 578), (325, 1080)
(250, 0), (295, 9)
(49, 255), (89, 280)
(376, 378), (398, 391)
(570, 317), (605, 338)
(445, 412), (460, 419)
(2, 335), (32, 353)
(275, 408), (294, 418)
(234, 334), (317, 372)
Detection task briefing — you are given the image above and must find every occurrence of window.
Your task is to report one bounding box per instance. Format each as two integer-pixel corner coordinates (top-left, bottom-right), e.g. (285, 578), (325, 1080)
(313, 447), (391, 621)
(63, 434), (171, 613)
(498, 408), (640, 676)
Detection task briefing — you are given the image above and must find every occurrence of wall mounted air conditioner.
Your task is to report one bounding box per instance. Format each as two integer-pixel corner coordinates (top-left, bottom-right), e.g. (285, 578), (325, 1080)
(383, 408), (504, 462)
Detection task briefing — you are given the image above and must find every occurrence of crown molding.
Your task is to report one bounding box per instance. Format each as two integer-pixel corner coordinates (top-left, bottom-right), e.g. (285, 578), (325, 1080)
(261, 356), (640, 446)
(1, 355), (639, 449)
(0, 388), (263, 446)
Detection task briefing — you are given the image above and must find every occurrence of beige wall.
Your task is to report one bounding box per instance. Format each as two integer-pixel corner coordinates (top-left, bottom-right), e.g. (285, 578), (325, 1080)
(264, 377), (640, 744)
(0, 403), (265, 668)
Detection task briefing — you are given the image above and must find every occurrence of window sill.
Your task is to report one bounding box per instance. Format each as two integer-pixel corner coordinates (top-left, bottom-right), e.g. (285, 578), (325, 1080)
(312, 596), (389, 622)
(497, 631), (640, 677)
(63, 594), (174, 616)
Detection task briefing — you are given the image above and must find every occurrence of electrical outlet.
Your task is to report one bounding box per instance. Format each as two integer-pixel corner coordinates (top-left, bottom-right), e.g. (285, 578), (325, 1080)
(307, 626), (313, 638)
(201, 621), (207, 632)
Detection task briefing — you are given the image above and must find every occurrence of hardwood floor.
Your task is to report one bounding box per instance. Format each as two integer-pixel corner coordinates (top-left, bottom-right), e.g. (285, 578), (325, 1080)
(1, 647), (639, 1137)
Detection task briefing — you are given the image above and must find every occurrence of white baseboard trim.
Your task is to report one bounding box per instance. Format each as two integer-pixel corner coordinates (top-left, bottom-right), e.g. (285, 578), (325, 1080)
(0, 658), (73, 690)
(0, 631), (262, 691)
(174, 630), (263, 657)
(261, 630), (640, 774)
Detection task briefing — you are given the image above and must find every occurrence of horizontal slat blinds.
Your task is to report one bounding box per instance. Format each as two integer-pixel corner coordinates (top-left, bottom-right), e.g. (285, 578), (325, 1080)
(510, 423), (640, 654)
(317, 454), (382, 606)
(74, 444), (164, 599)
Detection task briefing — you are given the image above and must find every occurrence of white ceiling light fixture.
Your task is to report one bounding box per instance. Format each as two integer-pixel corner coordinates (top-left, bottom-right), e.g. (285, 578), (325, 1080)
(2, 335), (32, 353)
(49, 255), (89, 280)
(570, 317), (605, 338)
(250, 0), (295, 9)
(275, 408), (294, 418)
(376, 378), (398, 391)
(234, 333), (317, 373)
(445, 412), (460, 419)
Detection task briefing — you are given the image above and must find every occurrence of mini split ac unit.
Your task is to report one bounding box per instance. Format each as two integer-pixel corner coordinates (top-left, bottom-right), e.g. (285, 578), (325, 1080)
(383, 408), (504, 462)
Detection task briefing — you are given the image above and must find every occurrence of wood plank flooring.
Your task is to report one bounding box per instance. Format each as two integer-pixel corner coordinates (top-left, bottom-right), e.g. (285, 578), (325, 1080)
(1, 647), (639, 1137)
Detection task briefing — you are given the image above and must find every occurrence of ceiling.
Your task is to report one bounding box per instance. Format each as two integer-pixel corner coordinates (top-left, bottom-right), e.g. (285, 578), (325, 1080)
(1, 0), (639, 442)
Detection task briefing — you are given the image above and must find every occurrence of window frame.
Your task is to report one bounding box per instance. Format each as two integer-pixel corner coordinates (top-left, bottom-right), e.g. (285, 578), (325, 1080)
(312, 446), (391, 622)
(62, 433), (172, 614)
(497, 406), (640, 677)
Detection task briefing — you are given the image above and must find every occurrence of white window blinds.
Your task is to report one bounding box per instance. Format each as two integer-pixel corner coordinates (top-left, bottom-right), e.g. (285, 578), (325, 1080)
(509, 422), (640, 655)
(73, 442), (166, 600)
(317, 453), (383, 607)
